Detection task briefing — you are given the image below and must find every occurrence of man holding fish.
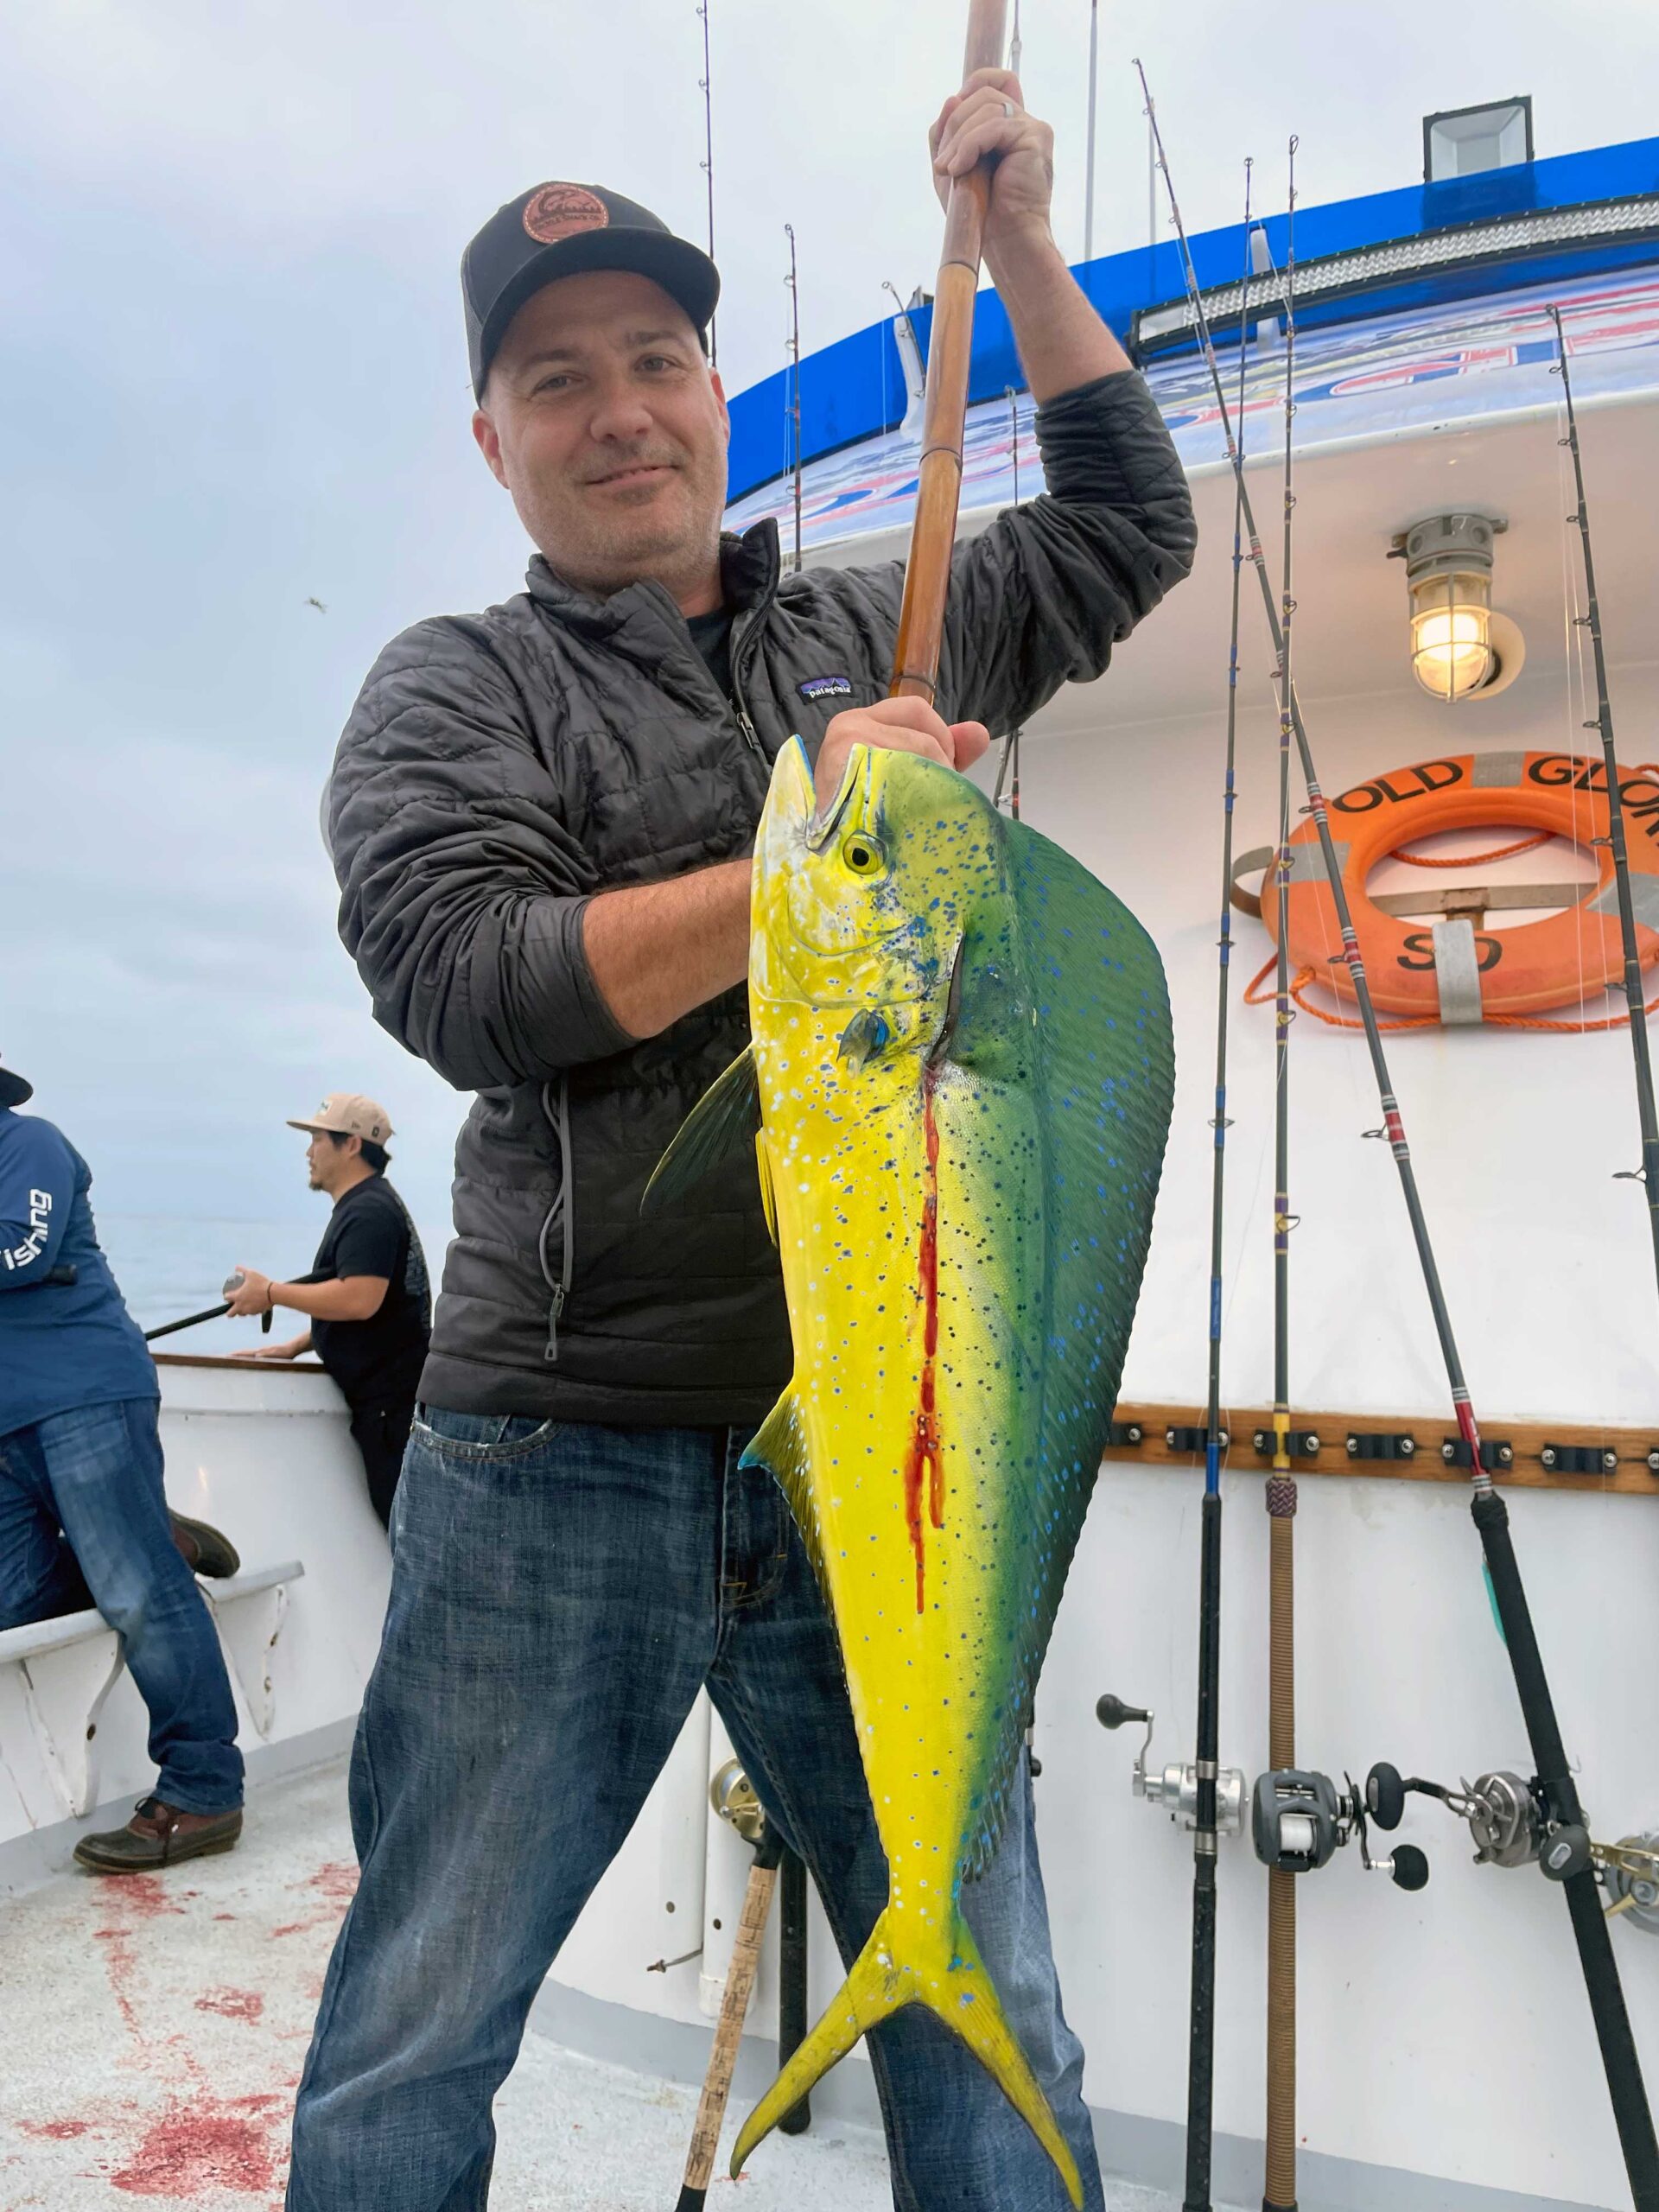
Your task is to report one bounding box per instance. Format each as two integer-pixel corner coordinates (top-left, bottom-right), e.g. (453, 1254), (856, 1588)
(289, 60), (1193, 2212)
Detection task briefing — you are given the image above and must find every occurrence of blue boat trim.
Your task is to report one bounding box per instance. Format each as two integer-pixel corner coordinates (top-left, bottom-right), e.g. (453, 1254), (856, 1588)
(725, 131), (1659, 505)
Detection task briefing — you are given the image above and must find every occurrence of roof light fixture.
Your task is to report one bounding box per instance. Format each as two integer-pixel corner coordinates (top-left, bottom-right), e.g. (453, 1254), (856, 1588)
(1395, 512), (1510, 702)
(1423, 98), (1534, 183)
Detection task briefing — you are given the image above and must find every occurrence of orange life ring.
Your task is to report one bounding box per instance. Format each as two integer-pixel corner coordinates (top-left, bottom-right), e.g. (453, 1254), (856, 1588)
(1251, 750), (1659, 1020)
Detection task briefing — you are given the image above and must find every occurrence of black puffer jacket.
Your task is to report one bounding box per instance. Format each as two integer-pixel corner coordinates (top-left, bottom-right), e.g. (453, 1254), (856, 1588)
(327, 370), (1195, 1425)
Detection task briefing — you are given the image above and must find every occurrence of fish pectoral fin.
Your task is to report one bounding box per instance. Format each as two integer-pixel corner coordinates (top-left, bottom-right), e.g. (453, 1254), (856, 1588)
(639, 1046), (761, 1217)
(740, 1389), (827, 1599)
(756, 1131), (778, 1247)
(925, 933), (968, 1069)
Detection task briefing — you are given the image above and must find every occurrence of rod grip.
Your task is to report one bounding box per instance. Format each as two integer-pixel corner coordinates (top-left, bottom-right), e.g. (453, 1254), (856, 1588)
(1563, 1866), (1659, 2209)
(677, 1859), (780, 2194)
(1470, 1491), (1574, 1808)
(1473, 1490), (1659, 2207)
(1184, 1861), (1217, 2212)
(778, 1846), (812, 2136)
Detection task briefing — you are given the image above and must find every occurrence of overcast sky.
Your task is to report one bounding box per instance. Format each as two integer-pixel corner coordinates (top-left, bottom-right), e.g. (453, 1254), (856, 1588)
(4, 0), (1658, 1274)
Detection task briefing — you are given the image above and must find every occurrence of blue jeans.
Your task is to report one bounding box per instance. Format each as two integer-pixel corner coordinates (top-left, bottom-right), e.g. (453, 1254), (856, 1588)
(0, 1396), (243, 1814)
(288, 1414), (1103, 2212)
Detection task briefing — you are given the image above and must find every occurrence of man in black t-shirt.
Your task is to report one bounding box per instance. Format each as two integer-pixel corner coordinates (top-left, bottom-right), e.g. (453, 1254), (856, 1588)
(230, 1094), (430, 1527)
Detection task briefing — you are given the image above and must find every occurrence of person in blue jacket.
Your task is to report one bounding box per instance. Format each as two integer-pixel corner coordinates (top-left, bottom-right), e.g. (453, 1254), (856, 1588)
(0, 1055), (245, 1872)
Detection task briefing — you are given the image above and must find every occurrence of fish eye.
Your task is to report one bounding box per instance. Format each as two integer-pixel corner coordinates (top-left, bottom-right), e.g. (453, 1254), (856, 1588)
(841, 832), (887, 878)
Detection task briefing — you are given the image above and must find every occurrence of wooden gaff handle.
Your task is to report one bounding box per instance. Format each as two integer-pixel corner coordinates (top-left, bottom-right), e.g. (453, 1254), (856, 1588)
(888, 0), (1010, 707)
(675, 1839), (783, 2209)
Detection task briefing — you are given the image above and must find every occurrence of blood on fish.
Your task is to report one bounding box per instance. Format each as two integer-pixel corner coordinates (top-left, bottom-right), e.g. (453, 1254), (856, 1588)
(902, 1073), (945, 1612)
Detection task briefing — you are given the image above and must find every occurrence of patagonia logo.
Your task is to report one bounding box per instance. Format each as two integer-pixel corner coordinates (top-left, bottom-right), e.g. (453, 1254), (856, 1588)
(798, 674), (854, 702)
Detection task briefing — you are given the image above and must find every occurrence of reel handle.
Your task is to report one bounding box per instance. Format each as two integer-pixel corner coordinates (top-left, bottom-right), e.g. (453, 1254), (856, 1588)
(1096, 1694), (1150, 1732)
(222, 1268), (275, 1335)
(1388, 1844), (1430, 1892)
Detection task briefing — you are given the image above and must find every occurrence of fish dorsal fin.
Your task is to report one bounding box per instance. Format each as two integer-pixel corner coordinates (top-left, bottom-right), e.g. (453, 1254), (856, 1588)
(959, 813), (1176, 1879)
(640, 1046), (760, 1216)
(741, 1389), (830, 1605)
(756, 1132), (779, 1248)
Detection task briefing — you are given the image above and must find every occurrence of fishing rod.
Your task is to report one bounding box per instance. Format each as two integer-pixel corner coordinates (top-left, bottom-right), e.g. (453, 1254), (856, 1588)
(1178, 156), (1260, 2212)
(992, 385), (1024, 819)
(1083, 0), (1098, 262)
(696, 1), (717, 367)
(1262, 142), (1300, 2212)
(1135, 63), (1659, 2209)
(683, 10), (1013, 2189)
(675, 1766), (784, 2211)
(785, 224), (804, 576)
(1548, 301), (1659, 1309)
(888, 0), (1009, 707)
(143, 1267), (329, 1344)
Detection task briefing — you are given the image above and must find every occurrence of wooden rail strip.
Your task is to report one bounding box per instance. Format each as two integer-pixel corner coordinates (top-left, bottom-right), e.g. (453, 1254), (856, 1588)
(1106, 1402), (1659, 1497)
(152, 1352), (327, 1373)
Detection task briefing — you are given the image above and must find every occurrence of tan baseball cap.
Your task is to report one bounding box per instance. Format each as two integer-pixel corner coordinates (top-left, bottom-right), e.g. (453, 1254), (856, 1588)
(286, 1092), (394, 1145)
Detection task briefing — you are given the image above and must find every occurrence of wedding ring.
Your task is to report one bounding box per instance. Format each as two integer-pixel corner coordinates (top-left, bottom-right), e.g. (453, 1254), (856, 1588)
(1003, 99), (1015, 117)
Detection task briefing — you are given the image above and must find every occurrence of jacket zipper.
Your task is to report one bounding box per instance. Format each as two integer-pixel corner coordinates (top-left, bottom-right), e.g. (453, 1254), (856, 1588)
(728, 607), (764, 756)
(537, 1078), (574, 1363)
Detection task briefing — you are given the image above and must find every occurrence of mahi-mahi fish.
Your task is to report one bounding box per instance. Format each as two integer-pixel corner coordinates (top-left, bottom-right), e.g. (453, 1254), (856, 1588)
(645, 735), (1175, 2204)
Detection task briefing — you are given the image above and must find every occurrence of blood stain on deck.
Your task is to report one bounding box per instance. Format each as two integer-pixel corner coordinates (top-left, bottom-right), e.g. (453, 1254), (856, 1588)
(194, 1987), (265, 2023)
(305, 1860), (359, 1904)
(107, 2094), (283, 2196)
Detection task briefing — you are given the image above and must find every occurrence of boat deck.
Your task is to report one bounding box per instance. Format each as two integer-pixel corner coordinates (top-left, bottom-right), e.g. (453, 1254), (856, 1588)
(0, 1758), (1203, 2211)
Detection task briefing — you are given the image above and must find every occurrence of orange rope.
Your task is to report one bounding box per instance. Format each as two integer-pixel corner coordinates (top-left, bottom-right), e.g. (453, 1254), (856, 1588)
(1243, 953), (1659, 1034)
(1489, 989), (1659, 1034)
(1391, 830), (1550, 868)
(1243, 955), (1281, 1007)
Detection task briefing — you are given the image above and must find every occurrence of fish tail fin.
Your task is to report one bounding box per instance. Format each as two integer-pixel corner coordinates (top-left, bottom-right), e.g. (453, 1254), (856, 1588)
(728, 1908), (911, 2179)
(729, 1905), (1083, 2210)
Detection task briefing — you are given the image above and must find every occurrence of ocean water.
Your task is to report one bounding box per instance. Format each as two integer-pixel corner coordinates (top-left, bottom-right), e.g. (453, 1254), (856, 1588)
(99, 1211), (334, 1359)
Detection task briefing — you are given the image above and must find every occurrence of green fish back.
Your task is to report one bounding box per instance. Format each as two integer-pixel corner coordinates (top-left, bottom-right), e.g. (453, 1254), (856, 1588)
(957, 814), (1175, 1878)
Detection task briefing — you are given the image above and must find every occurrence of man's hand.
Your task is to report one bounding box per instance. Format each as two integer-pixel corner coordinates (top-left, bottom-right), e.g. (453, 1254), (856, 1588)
(815, 696), (990, 811)
(232, 1337), (307, 1362)
(928, 67), (1128, 403)
(929, 68), (1054, 257)
(223, 1266), (273, 1319)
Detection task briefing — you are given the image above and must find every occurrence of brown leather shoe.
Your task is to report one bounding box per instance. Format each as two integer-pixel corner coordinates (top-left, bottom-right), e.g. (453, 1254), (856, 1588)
(168, 1512), (240, 1579)
(73, 1795), (243, 1873)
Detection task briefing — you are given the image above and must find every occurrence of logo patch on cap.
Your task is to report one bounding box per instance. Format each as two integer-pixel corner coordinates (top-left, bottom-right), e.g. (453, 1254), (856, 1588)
(523, 183), (609, 245)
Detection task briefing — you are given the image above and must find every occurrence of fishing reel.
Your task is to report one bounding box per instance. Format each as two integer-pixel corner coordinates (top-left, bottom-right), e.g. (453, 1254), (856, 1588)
(1364, 1764), (1659, 1929)
(1363, 1763), (1577, 1872)
(709, 1757), (768, 1848)
(1252, 1768), (1428, 1891)
(1601, 1834), (1659, 1934)
(1095, 1694), (1246, 1835)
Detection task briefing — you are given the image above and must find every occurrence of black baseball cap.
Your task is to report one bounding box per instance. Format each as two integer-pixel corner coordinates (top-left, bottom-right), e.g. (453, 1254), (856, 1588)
(463, 182), (721, 401)
(0, 1056), (32, 1109)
